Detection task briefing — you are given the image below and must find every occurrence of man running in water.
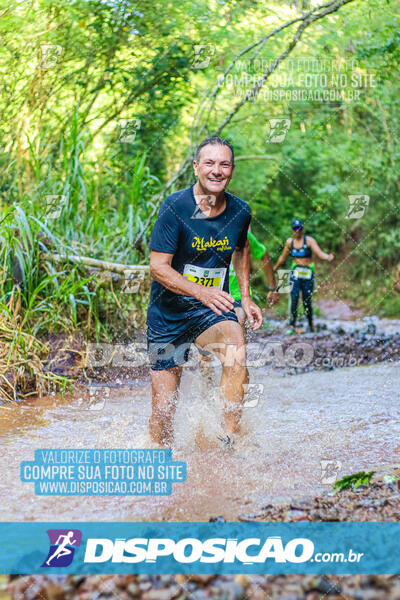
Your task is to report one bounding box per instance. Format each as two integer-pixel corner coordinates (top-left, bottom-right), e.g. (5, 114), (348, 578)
(147, 137), (262, 448)
(273, 218), (334, 334)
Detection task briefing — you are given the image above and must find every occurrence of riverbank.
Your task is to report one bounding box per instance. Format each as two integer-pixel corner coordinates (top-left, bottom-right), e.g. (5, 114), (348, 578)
(53, 313), (399, 390)
(2, 296), (399, 401)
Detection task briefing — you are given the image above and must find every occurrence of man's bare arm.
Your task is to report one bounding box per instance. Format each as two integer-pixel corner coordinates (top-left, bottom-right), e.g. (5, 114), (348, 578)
(262, 251), (277, 289)
(231, 239), (251, 299)
(262, 250), (280, 305)
(273, 240), (291, 271)
(232, 239), (263, 329)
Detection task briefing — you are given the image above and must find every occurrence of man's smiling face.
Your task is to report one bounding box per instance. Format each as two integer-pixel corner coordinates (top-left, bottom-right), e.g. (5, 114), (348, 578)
(193, 143), (234, 196)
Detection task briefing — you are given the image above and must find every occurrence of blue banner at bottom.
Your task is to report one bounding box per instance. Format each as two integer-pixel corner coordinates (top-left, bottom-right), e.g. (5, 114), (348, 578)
(0, 522), (398, 574)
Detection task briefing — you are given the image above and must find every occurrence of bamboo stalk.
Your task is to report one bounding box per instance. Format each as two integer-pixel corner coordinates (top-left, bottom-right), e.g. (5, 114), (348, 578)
(43, 252), (150, 275)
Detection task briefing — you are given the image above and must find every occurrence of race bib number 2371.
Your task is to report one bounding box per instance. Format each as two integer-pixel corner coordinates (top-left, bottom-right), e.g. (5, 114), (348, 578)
(183, 264), (226, 290)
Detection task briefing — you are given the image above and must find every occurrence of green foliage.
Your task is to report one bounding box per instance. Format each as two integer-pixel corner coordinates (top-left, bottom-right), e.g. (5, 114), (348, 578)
(0, 204), (97, 335)
(333, 471), (375, 493)
(199, 0), (400, 315)
(0, 0), (399, 354)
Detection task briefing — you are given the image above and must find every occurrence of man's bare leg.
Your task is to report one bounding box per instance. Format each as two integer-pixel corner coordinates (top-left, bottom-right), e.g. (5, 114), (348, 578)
(198, 347), (215, 378)
(195, 320), (248, 436)
(197, 306), (245, 376)
(149, 366), (182, 447)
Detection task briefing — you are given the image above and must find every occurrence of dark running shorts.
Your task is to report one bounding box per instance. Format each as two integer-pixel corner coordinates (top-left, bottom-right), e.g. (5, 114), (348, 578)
(147, 308), (239, 371)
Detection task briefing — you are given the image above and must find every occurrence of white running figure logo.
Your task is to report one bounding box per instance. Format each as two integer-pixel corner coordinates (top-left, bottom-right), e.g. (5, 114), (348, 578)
(46, 531), (77, 566)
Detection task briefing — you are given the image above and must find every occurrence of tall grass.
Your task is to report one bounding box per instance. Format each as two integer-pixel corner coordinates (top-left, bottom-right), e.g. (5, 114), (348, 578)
(0, 295), (70, 402)
(0, 105), (160, 397)
(0, 203), (95, 332)
(1, 105), (159, 320)
(16, 107), (162, 266)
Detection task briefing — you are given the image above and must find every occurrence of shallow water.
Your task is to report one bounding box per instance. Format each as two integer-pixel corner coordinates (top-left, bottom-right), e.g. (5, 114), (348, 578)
(0, 360), (399, 522)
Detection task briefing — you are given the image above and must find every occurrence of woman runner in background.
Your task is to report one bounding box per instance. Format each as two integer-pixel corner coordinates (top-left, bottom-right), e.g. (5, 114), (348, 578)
(273, 218), (334, 334)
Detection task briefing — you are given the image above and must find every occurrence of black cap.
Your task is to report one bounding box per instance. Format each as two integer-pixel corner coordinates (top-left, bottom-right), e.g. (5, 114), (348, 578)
(292, 218), (304, 230)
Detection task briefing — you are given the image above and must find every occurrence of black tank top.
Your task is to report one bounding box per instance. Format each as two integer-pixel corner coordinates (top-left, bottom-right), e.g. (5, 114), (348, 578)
(290, 235), (312, 258)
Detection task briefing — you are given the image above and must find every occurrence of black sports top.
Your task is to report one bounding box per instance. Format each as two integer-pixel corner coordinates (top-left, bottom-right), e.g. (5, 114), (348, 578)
(290, 235), (312, 258)
(147, 184), (251, 339)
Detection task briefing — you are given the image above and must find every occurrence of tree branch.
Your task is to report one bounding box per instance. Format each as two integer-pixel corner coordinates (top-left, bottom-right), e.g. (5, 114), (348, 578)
(213, 0), (358, 136)
(134, 0), (360, 247)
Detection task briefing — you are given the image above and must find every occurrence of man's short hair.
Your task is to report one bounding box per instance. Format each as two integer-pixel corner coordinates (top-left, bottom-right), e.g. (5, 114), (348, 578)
(195, 137), (235, 165)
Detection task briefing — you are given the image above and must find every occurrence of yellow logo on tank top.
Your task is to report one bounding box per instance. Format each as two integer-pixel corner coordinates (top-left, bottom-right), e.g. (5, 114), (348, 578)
(191, 235), (232, 252)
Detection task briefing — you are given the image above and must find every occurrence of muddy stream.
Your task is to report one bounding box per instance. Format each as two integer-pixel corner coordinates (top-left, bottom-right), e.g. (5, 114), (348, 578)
(0, 314), (399, 523)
